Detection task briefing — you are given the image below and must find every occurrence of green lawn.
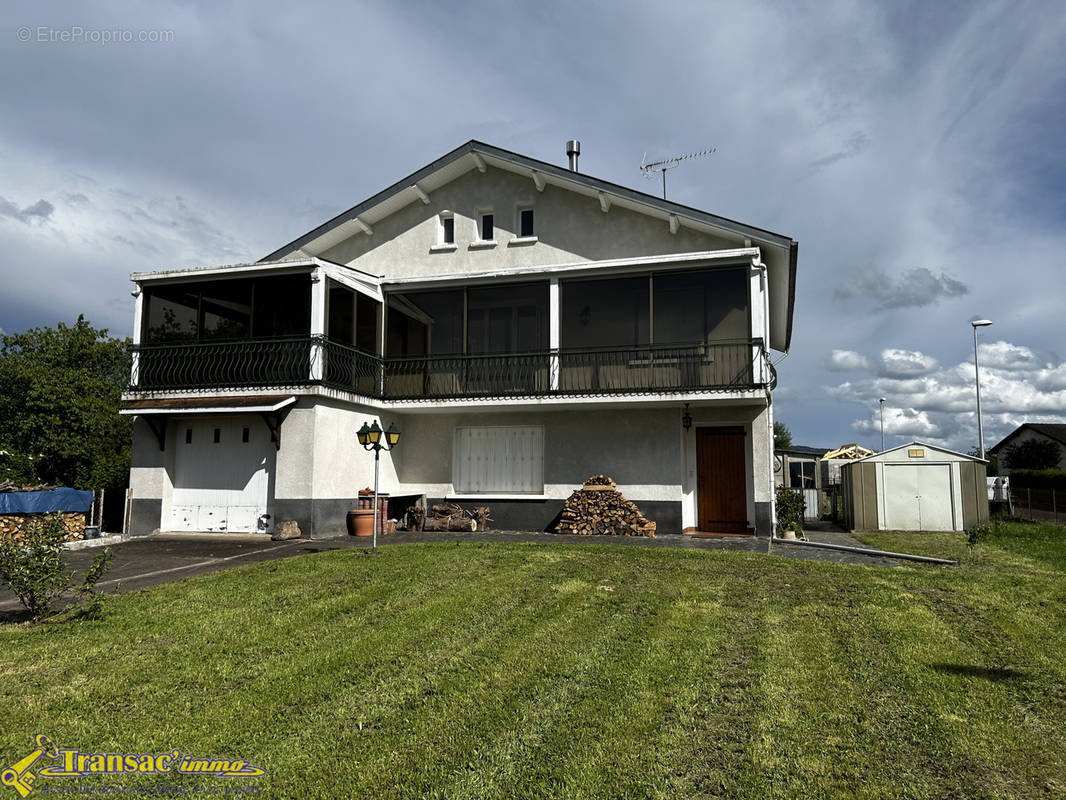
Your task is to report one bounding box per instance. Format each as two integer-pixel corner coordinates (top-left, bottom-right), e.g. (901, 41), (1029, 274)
(2, 522), (1065, 799)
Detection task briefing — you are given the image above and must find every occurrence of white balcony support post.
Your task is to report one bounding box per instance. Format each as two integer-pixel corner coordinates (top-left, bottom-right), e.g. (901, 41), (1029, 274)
(549, 278), (560, 391)
(310, 268), (326, 382)
(131, 285), (143, 386)
(750, 252), (768, 385)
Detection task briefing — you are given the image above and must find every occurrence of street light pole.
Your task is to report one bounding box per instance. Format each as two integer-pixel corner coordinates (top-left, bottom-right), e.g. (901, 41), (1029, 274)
(879, 398), (886, 452)
(971, 319), (992, 460)
(357, 420), (401, 555)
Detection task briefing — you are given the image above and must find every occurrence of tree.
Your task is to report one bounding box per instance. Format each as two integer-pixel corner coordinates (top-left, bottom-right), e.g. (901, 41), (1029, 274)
(773, 421), (792, 451)
(0, 317), (132, 490)
(1003, 438), (1063, 471)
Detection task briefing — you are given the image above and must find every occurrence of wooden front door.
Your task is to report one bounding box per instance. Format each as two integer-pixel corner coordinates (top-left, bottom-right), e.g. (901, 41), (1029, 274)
(696, 426), (749, 532)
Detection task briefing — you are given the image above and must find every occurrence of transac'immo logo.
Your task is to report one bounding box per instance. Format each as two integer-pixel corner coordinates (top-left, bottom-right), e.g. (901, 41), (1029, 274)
(2, 735), (264, 797)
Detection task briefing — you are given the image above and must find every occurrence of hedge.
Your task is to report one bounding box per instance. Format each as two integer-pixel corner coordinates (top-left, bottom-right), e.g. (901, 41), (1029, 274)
(1009, 469), (1066, 490)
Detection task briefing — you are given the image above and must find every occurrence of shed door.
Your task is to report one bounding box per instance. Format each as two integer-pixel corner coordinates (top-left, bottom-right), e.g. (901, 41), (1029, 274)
(171, 419), (274, 533)
(883, 464), (954, 531)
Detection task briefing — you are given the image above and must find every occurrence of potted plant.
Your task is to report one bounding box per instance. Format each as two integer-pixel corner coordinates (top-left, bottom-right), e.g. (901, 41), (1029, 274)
(775, 487), (805, 540)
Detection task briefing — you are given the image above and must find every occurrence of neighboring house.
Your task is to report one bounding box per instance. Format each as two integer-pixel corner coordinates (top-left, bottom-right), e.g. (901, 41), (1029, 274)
(774, 445), (831, 490)
(121, 140), (798, 538)
(774, 445), (832, 523)
(988, 423), (1066, 475)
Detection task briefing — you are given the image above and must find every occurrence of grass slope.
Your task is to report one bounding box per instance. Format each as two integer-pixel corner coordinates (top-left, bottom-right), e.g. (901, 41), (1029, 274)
(2, 523), (1065, 799)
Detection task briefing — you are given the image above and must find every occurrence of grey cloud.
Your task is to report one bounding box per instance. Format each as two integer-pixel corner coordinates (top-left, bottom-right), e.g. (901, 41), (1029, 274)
(852, 407), (940, 438)
(834, 267), (969, 309)
(809, 130), (871, 171)
(0, 196), (54, 224)
(826, 349), (870, 371)
(977, 341), (1042, 371)
(878, 349), (940, 378)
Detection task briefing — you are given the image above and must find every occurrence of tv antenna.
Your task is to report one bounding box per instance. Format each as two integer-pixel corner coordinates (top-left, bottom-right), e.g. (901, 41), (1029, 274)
(640, 147), (716, 199)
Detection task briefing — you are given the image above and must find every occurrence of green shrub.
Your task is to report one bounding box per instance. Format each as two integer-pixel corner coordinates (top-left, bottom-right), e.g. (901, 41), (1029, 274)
(0, 513), (113, 621)
(1009, 469), (1066, 490)
(966, 522), (993, 549)
(776, 488), (806, 532)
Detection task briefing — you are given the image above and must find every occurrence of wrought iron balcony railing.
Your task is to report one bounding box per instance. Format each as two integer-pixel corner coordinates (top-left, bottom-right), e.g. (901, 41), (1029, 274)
(130, 336), (774, 398)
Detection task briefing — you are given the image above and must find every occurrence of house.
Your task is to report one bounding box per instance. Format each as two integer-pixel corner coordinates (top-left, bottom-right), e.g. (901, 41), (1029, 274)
(121, 140), (798, 538)
(987, 423), (1066, 475)
(839, 442), (988, 532)
(774, 445), (831, 491)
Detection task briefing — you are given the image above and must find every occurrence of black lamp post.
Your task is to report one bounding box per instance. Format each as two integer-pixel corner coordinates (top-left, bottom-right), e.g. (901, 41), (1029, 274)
(357, 419), (401, 554)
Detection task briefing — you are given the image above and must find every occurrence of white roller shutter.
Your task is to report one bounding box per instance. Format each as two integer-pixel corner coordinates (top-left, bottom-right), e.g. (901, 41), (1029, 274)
(453, 426), (544, 493)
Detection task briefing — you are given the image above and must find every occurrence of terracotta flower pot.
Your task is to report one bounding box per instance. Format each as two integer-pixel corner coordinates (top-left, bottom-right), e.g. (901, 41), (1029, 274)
(347, 508), (375, 536)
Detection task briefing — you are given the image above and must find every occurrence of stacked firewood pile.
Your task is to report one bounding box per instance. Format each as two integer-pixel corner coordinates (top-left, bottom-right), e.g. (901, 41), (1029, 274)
(403, 503), (493, 532)
(0, 513), (86, 543)
(0, 480), (57, 493)
(555, 475), (656, 537)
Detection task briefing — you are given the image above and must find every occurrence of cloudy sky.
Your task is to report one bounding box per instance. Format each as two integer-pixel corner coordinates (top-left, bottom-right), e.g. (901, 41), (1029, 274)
(2, 0), (1065, 453)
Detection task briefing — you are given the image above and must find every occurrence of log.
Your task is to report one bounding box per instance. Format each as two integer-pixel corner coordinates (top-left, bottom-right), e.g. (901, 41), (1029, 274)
(422, 517), (477, 532)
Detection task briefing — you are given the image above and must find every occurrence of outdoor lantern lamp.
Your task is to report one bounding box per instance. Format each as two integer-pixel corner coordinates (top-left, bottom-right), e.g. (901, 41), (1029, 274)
(357, 419), (401, 554)
(971, 319), (993, 460)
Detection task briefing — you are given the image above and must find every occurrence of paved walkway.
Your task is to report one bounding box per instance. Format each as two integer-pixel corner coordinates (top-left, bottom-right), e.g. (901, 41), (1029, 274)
(0, 524), (896, 619)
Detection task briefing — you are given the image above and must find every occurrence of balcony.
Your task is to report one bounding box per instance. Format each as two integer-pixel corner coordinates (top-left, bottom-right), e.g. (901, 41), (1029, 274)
(129, 337), (775, 399)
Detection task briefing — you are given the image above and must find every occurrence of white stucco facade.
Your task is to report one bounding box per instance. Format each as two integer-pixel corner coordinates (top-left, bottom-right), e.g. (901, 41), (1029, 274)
(124, 140), (796, 538)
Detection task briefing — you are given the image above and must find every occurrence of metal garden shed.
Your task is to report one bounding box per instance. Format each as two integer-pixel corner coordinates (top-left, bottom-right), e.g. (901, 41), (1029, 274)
(839, 442), (989, 532)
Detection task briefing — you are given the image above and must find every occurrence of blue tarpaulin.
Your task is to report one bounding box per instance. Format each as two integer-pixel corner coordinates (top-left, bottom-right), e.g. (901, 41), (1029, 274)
(0, 488), (94, 515)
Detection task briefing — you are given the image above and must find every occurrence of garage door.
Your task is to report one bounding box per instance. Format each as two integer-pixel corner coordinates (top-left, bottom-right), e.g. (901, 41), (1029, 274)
(170, 419), (274, 533)
(883, 464), (954, 531)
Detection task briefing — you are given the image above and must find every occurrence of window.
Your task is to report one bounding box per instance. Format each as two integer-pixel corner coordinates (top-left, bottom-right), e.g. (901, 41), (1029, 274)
(386, 289), (464, 356)
(328, 282), (354, 343)
(185, 428), (192, 444)
(143, 274), (311, 344)
(479, 211), (494, 241)
(242, 427), (250, 443)
(561, 276), (649, 349)
(453, 426), (544, 493)
(653, 268), (749, 344)
(213, 428), (221, 444)
(789, 460), (815, 488)
(327, 278), (382, 354)
(467, 282), (548, 354)
(519, 208), (534, 238)
(441, 214), (455, 245)
(200, 279), (252, 341)
(356, 293), (380, 354)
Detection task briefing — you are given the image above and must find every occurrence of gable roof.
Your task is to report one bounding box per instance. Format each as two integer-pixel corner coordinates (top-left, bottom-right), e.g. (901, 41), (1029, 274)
(779, 445), (833, 457)
(852, 441), (987, 464)
(988, 423), (1066, 454)
(261, 140), (799, 350)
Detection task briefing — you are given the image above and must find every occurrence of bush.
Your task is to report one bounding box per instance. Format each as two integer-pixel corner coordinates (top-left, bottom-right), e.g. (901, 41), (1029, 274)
(0, 513), (112, 621)
(1009, 469), (1066, 490)
(776, 488), (806, 533)
(966, 522), (993, 549)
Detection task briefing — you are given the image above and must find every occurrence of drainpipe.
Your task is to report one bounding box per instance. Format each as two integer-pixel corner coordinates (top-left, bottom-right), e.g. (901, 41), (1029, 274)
(752, 252), (783, 540)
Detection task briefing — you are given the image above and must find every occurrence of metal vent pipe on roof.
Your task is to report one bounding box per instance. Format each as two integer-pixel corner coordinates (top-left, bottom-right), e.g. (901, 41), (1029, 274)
(566, 139), (580, 171)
